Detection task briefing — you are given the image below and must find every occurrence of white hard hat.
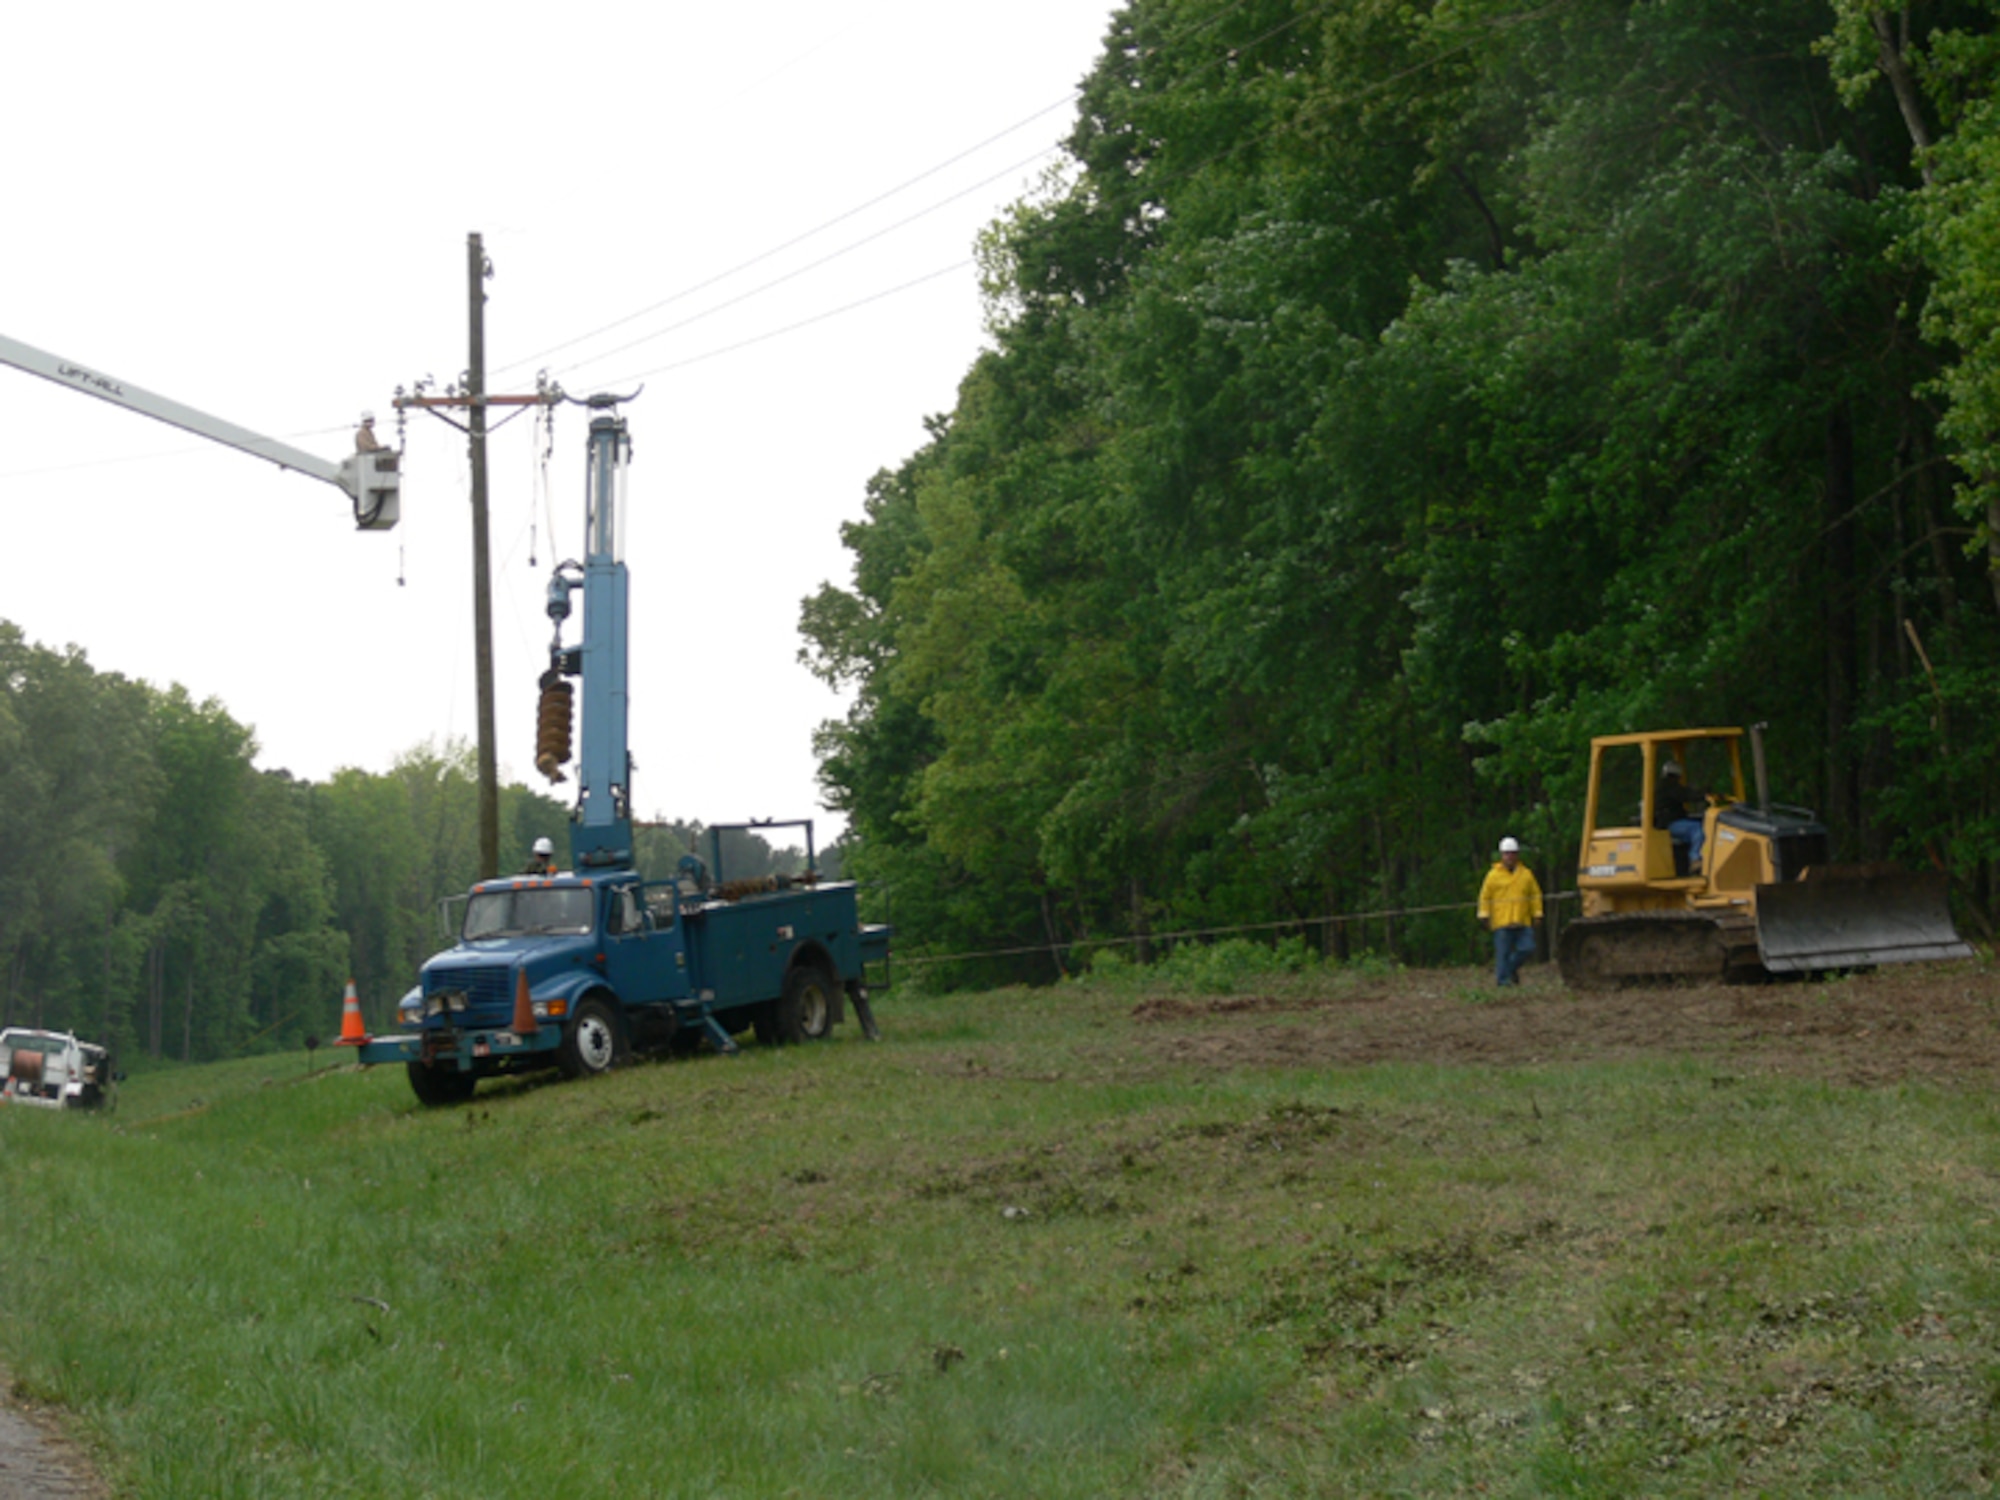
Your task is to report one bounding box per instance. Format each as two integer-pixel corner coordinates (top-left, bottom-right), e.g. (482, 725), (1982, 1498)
(1498, 836), (1520, 854)
(532, 836), (554, 856)
(1663, 758), (1684, 777)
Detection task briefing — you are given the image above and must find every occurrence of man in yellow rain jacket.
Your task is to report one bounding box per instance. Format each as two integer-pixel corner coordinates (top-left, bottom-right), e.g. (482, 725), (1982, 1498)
(1477, 836), (1544, 986)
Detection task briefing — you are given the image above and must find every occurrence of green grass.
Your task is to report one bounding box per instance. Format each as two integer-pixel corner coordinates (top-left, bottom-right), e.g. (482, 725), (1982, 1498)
(3, 974), (1999, 1497)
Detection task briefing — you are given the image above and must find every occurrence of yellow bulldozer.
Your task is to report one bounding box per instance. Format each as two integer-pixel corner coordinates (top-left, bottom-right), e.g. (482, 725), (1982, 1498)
(1556, 726), (1972, 987)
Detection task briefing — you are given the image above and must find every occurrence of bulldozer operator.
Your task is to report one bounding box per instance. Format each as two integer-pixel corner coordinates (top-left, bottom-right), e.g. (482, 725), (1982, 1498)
(1655, 758), (1708, 873)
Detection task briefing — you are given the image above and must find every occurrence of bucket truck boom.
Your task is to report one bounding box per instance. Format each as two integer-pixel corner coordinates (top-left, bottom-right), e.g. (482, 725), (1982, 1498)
(0, 332), (398, 529)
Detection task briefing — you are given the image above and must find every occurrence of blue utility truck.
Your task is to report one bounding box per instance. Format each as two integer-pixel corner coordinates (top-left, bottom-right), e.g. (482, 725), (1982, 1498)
(357, 397), (887, 1105)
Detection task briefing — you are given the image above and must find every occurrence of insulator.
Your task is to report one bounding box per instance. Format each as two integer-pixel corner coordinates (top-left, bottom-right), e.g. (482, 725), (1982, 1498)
(534, 674), (573, 784)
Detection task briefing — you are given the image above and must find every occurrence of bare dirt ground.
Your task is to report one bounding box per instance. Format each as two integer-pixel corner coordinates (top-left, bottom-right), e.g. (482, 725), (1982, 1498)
(0, 1381), (105, 1500)
(1131, 960), (2000, 1088)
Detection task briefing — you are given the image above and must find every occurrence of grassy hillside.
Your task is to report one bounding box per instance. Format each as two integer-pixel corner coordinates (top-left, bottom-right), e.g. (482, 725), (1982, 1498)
(4, 958), (1999, 1496)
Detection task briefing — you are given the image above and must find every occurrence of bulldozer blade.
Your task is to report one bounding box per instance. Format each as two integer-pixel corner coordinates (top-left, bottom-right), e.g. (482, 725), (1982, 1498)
(1756, 868), (1972, 974)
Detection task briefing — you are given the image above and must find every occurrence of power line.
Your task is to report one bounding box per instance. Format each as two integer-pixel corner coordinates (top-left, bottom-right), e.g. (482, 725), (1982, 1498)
(552, 7), (1343, 388)
(497, 1), (1288, 385)
(594, 259), (974, 387)
(492, 92), (1084, 381)
(522, 0), (1542, 392)
(551, 144), (1063, 381)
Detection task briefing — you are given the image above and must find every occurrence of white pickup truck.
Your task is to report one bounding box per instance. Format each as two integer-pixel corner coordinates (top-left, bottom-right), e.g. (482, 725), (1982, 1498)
(0, 1029), (118, 1110)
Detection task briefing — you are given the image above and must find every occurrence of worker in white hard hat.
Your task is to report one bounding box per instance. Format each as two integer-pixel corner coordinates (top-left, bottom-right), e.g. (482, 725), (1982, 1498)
(1476, 835), (1544, 987)
(522, 836), (558, 877)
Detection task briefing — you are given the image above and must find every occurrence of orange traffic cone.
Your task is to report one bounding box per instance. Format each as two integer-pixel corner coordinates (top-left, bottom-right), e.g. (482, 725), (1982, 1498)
(334, 980), (367, 1046)
(511, 971), (538, 1036)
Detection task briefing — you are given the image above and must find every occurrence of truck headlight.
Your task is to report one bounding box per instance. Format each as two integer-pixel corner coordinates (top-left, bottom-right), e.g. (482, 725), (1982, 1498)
(398, 988), (423, 1026)
(421, 990), (470, 1019)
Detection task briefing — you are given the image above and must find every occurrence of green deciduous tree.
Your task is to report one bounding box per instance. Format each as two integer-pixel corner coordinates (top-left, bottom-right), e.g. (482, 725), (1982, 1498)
(804, 0), (2000, 974)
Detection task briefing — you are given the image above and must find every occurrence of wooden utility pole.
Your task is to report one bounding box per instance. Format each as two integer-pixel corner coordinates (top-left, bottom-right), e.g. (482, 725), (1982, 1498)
(394, 236), (562, 882)
(467, 232), (500, 881)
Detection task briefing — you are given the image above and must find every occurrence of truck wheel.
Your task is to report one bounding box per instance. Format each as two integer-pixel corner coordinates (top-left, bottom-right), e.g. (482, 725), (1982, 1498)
(791, 966), (837, 1042)
(767, 965), (835, 1045)
(558, 995), (626, 1079)
(407, 1061), (477, 1107)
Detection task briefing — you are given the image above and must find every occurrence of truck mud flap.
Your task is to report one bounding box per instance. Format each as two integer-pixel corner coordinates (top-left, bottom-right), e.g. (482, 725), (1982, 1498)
(1756, 868), (1973, 973)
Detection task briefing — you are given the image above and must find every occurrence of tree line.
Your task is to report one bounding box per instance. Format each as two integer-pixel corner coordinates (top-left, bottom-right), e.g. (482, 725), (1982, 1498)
(802, 0), (2000, 985)
(0, 620), (816, 1063)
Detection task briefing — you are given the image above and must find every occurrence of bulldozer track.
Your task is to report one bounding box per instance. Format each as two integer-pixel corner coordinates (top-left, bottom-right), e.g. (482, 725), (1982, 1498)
(1558, 911), (1762, 990)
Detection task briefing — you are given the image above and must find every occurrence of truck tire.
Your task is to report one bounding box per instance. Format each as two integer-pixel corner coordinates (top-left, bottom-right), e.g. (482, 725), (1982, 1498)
(792, 965), (837, 1042)
(763, 965), (835, 1046)
(407, 1061), (478, 1107)
(558, 994), (626, 1079)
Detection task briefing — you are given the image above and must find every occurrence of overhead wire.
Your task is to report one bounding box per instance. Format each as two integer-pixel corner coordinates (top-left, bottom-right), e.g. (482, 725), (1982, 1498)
(582, 0), (1576, 388)
(547, 142), (1066, 380)
(0, 0), (1568, 507)
(563, 0), (1351, 390)
(720, 21), (867, 108)
(0, 2), (1551, 499)
(507, 0), (1283, 388)
(593, 260), (975, 386)
(1, 1), (1534, 493)
(491, 92), (1085, 381)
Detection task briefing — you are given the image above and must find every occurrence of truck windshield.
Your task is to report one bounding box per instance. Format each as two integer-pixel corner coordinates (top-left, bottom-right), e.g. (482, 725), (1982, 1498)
(463, 887), (594, 939)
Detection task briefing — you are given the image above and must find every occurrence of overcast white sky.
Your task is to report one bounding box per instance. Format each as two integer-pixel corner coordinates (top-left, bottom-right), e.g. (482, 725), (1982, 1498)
(0, 1), (1120, 845)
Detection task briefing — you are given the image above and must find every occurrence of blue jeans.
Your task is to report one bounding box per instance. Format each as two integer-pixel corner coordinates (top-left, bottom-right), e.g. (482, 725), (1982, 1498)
(1493, 924), (1535, 986)
(1669, 817), (1705, 868)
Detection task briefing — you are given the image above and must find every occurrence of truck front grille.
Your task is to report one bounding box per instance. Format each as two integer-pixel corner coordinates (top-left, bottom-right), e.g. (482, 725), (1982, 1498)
(424, 965), (514, 1011)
